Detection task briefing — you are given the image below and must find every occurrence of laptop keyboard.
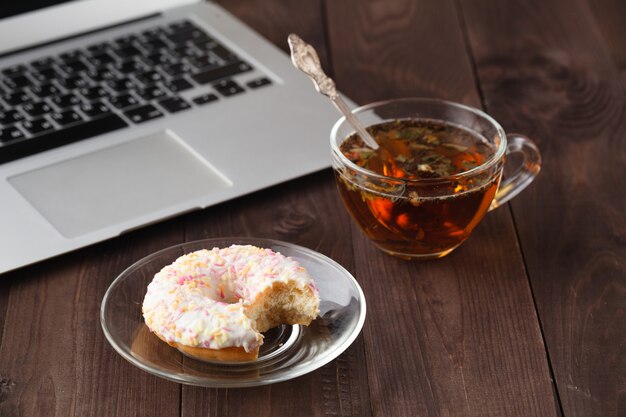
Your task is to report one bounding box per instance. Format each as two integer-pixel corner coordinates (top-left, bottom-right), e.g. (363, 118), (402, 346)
(0, 20), (272, 164)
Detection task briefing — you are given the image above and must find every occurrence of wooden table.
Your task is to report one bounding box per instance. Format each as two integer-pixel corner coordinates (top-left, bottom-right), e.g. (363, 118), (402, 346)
(1, 1), (624, 416)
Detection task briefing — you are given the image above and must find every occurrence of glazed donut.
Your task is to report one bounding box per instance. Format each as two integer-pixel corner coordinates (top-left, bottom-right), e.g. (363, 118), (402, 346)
(142, 245), (320, 361)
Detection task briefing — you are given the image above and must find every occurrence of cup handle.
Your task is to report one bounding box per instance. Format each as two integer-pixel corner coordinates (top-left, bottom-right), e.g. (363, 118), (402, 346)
(489, 134), (542, 211)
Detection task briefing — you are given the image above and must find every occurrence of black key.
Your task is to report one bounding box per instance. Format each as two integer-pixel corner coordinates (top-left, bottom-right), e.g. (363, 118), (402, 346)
(3, 74), (32, 90)
(184, 29), (210, 43)
(191, 61), (252, 84)
(22, 117), (54, 135)
(191, 38), (218, 51)
(0, 125), (25, 143)
(169, 45), (199, 59)
(214, 79), (244, 97)
(51, 93), (82, 109)
(137, 86), (166, 101)
(139, 52), (173, 67)
(124, 104), (163, 123)
(2, 91), (31, 106)
(50, 110), (82, 126)
(88, 52), (116, 66)
(59, 60), (88, 74)
(78, 86), (108, 101)
(210, 45), (238, 62)
(2, 65), (27, 77)
(109, 93), (140, 109)
(59, 74), (90, 89)
(186, 55), (220, 70)
(246, 77), (272, 89)
(166, 29), (210, 45)
(160, 62), (188, 77)
(135, 70), (163, 85)
(158, 96), (191, 113)
(114, 60), (143, 74)
(0, 114), (128, 164)
(114, 34), (139, 46)
(168, 20), (197, 33)
(0, 109), (25, 125)
(31, 83), (61, 98)
(59, 49), (84, 62)
(86, 41), (111, 54)
(142, 38), (168, 51)
(113, 45), (142, 59)
(141, 27), (167, 39)
(164, 77), (193, 93)
(31, 67), (62, 83)
(22, 101), (52, 117)
(84, 68), (116, 82)
(106, 78), (135, 92)
(79, 101), (111, 118)
(30, 57), (56, 69)
(192, 93), (218, 105)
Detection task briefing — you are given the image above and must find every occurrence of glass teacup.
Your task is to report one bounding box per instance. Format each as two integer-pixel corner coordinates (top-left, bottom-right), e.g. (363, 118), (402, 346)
(331, 98), (541, 259)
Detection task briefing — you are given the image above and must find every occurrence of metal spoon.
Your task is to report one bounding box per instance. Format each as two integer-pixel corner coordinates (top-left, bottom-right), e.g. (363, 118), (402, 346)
(287, 34), (379, 150)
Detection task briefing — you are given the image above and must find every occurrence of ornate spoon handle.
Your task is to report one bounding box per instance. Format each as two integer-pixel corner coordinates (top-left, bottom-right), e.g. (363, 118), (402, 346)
(288, 34), (379, 149)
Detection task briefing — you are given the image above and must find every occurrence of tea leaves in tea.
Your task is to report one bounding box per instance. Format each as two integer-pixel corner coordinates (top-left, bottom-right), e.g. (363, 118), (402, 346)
(335, 118), (501, 257)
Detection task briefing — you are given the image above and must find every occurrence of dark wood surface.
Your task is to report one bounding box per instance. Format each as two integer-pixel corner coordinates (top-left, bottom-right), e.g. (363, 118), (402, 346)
(1, 1), (624, 416)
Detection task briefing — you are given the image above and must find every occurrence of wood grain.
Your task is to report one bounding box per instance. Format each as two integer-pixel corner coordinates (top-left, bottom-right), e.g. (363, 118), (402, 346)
(214, 0), (331, 71)
(584, 0), (626, 69)
(178, 3), (369, 414)
(585, 0), (626, 119)
(0, 275), (9, 349)
(0, 274), (16, 406)
(458, 0), (626, 416)
(325, 0), (559, 416)
(325, 0), (479, 105)
(352, 211), (560, 417)
(180, 172), (372, 417)
(0, 221), (185, 417)
(0, 1), (622, 416)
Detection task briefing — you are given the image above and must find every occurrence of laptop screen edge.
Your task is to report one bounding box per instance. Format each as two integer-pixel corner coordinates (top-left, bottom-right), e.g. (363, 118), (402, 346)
(0, 0), (198, 54)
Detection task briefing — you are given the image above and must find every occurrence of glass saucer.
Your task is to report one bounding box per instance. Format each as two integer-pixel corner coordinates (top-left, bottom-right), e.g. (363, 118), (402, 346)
(100, 237), (366, 388)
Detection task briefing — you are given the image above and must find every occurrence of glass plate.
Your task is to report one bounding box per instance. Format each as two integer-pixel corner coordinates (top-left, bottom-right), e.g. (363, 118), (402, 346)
(100, 237), (366, 388)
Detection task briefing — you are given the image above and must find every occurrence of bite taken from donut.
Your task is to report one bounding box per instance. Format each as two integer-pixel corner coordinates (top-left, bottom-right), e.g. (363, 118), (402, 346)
(142, 245), (320, 362)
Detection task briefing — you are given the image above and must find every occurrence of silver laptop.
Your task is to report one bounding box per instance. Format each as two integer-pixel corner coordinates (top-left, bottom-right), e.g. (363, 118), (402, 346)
(0, 0), (340, 274)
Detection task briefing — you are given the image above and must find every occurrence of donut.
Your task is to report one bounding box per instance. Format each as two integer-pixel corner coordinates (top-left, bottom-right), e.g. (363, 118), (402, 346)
(142, 244), (320, 361)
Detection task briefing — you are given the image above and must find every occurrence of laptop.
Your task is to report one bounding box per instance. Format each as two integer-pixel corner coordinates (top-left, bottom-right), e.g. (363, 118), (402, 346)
(0, 0), (341, 274)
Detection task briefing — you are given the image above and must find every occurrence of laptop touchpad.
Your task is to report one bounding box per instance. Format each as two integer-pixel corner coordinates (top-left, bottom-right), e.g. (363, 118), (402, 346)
(9, 130), (231, 238)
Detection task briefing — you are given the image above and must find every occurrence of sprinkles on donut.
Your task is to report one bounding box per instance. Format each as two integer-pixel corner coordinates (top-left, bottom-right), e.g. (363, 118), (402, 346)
(142, 244), (320, 361)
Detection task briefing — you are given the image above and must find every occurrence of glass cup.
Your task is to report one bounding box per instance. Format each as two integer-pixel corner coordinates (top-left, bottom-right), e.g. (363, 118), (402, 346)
(330, 98), (541, 259)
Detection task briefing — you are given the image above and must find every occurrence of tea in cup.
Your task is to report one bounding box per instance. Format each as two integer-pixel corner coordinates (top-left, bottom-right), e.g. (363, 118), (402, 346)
(331, 98), (541, 259)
